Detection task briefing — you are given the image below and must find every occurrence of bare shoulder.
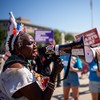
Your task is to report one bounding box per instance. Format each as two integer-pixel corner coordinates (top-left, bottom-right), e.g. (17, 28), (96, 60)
(10, 63), (24, 68)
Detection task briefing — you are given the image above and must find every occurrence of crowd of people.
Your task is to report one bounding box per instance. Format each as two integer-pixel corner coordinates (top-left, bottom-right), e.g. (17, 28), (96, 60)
(0, 12), (100, 100)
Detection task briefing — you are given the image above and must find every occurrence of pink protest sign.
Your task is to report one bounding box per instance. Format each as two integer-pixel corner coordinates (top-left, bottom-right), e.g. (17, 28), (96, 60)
(75, 28), (100, 46)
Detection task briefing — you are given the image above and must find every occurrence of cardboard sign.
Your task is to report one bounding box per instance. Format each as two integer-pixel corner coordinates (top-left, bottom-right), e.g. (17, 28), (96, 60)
(75, 28), (100, 46)
(34, 30), (54, 43)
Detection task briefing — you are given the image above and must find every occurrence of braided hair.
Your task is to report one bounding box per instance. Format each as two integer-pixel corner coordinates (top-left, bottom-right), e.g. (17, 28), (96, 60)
(8, 31), (28, 54)
(4, 12), (27, 61)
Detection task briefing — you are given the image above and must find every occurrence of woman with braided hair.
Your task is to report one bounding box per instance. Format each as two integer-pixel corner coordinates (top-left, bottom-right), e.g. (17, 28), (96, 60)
(0, 12), (63, 100)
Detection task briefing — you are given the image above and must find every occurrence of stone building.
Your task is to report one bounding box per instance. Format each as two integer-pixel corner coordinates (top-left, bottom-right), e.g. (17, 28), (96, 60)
(0, 17), (51, 33)
(0, 17), (51, 53)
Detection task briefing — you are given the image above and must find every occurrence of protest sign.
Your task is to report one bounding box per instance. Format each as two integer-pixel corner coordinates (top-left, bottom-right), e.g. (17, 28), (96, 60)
(75, 28), (100, 46)
(34, 30), (54, 43)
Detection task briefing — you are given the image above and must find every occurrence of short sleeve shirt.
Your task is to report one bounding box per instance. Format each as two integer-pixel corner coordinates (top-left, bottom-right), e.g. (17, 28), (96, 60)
(0, 67), (36, 100)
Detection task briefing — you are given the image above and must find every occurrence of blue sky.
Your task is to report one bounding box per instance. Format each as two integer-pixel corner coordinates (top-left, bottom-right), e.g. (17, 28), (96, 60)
(0, 0), (100, 34)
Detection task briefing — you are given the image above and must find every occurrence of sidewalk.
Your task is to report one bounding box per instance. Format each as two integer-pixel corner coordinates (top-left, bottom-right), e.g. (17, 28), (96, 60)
(51, 73), (91, 100)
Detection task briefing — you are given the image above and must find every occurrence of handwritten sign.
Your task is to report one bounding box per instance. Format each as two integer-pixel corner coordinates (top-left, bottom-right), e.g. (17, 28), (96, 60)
(75, 28), (100, 46)
(34, 30), (54, 43)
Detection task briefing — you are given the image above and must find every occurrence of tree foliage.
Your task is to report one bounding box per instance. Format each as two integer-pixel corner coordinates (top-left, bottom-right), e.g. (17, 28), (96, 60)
(53, 29), (61, 44)
(29, 32), (34, 37)
(65, 33), (75, 42)
(0, 30), (7, 47)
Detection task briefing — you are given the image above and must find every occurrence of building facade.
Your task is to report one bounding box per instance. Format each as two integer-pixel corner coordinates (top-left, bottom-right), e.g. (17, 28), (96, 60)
(0, 17), (51, 53)
(0, 17), (51, 33)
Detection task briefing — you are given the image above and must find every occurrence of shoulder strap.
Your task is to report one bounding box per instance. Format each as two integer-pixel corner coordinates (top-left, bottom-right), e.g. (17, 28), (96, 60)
(2, 55), (27, 72)
(63, 55), (71, 80)
(3, 60), (25, 72)
(58, 55), (71, 82)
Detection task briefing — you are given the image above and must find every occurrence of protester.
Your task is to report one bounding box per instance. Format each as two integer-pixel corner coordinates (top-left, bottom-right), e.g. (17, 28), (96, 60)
(88, 59), (100, 100)
(96, 48), (100, 100)
(60, 55), (82, 100)
(95, 48), (100, 77)
(84, 46), (100, 100)
(0, 12), (63, 100)
(94, 48), (100, 100)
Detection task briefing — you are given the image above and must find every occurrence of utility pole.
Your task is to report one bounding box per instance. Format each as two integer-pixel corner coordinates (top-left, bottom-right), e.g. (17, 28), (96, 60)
(90, 0), (94, 28)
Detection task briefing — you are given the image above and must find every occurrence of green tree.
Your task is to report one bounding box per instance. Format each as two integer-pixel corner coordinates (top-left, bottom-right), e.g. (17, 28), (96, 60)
(0, 30), (7, 47)
(65, 33), (74, 42)
(29, 32), (34, 37)
(54, 29), (61, 44)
